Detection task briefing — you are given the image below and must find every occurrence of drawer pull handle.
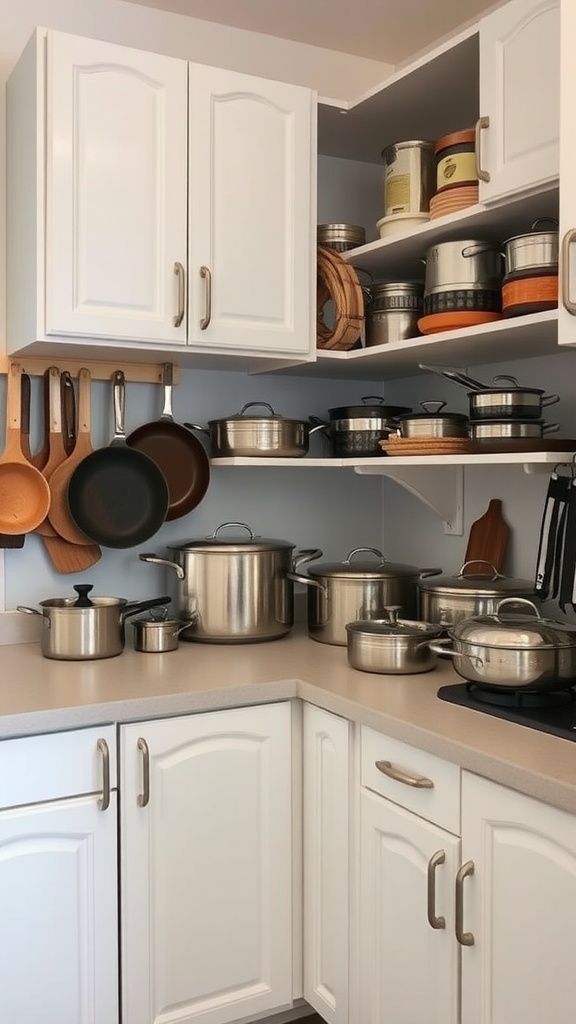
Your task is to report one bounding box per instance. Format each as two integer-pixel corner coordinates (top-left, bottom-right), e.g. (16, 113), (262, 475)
(427, 849), (446, 929)
(137, 737), (150, 808)
(200, 265), (212, 330)
(97, 738), (111, 812)
(561, 229), (576, 315)
(455, 860), (475, 946)
(474, 115), (490, 182)
(375, 759), (434, 789)
(173, 261), (185, 327)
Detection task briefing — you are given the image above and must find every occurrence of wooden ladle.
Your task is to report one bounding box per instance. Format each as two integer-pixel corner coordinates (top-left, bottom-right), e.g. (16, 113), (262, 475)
(0, 362), (51, 535)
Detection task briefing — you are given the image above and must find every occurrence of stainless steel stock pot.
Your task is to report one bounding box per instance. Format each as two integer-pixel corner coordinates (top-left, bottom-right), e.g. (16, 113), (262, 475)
(140, 522), (321, 643)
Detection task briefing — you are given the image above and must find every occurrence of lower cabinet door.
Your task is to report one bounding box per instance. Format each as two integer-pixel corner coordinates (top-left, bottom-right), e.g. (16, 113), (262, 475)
(0, 793), (119, 1024)
(120, 703), (293, 1024)
(461, 772), (576, 1024)
(358, 787), (460, 1024)
(303, 704), (350, 1024)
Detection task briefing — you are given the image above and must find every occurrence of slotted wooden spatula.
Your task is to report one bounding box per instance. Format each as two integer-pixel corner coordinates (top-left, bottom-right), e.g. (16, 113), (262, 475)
(464, 498), (510, 573)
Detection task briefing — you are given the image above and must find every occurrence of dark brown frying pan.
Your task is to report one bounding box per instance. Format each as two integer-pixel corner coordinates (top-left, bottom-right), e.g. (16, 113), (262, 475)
(126, 363), (210, 521)
(67, 370), (170, 549)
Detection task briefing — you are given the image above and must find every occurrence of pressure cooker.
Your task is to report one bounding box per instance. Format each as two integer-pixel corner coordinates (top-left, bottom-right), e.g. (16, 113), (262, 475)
(140, 523), (322, 643)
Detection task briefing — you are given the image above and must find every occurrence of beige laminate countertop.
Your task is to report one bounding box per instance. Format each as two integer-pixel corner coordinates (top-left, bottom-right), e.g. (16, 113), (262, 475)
(2, 628), (576, 814)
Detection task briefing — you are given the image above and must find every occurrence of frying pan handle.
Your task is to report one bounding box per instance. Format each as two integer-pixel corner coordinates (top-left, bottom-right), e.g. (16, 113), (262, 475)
(111, 370), (127, 444)
(139, 553), (185, 580)
(161, 364), (176, 418)
(122, 596), (171, 622)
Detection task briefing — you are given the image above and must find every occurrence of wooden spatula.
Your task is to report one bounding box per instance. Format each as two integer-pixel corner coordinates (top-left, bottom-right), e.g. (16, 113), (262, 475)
(464, 498), (510, 573)
(0, 372), (31, 549)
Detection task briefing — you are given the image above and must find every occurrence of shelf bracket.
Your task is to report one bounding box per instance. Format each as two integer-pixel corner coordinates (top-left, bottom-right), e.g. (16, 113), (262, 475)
(354, 463), (464, 535)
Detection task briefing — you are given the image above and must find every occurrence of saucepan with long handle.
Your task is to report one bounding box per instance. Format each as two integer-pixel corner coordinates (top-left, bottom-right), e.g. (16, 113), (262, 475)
(0, 363), (51, 535)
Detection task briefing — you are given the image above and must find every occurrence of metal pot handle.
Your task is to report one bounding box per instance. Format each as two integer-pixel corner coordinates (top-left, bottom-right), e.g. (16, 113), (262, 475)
(492, 374), (521, 387)
(458, 560), (502, 580)
(139, 553), (186, 580)
(542, 393), (560, 407)
(183, 422), (209, 437)
(286, 572), (327, 594)
(428, 639), (484, 668)
(461, 243), (500, 258)
(542, 422), (560, 434)
(361, 396), (386, 406)
(239, 402), (276, 417)
(292, 548), (323, 570)
(344, 547), (386, 565)
(17, 605), (42, 615)
(531, 217), (559, 231)
(420, 400), (446, 415)
(209, 522), (256, 540)
(496, 597), (541, 620)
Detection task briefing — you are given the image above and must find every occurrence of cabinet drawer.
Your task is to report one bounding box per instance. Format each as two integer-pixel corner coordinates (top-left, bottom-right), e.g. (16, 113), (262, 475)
(360, 727), (460, 834)
(0, 725), (117, 808)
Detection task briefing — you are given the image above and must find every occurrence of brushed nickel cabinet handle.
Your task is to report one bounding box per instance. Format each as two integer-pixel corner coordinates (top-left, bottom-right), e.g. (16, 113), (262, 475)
(97, 738), (111, 812)
(455, 860), (475, 946)
(561, 229), (576, 314)
(173, 261), (185, 327)
(427, 849), (446, 929)
(137, 737), (150, 808)
(474, 116), (491, 182)
(375, 759), (434, 788)
(200, 265), (212, 330)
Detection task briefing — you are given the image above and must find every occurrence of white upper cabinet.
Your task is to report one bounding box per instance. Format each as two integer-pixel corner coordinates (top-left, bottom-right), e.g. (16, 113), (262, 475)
(6, 29), (315, 365)
(188, 64), (314, 356)
(478, 0), (560, 203)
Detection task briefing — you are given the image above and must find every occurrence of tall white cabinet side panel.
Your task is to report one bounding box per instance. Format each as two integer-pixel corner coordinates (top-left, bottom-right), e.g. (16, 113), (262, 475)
(46, 31), (188, 342)
(0, 794), (118, 1024)
(188, 64), (313, 355)
(120, 703), (293, 1024)
(303, 704), (350, 1024)
(461, 772), (576, 1024)
(479, 0), (559, 202)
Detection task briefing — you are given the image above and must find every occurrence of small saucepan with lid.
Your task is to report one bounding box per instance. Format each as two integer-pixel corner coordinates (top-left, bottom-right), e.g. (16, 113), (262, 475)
(346, 606), (443, 674)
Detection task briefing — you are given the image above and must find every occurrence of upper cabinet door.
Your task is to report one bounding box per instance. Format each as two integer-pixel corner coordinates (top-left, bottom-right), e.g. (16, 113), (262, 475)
(478, 0), (559, 203)
(188, 64), (314, 357)
(46, 31), (188, 343)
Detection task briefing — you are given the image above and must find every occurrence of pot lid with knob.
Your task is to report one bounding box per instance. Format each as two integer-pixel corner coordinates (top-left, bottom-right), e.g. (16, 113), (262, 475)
(449, 598), (576, 650)
(417, 560), (537, 597)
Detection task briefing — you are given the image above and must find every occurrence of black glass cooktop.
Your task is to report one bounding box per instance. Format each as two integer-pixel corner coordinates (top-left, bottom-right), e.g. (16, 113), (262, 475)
(437, 683), (576, 742)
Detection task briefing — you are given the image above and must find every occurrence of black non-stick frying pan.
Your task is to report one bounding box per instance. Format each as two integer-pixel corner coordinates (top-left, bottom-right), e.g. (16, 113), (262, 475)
(67, 371), (169, 549)
(126, 363), (210, 521)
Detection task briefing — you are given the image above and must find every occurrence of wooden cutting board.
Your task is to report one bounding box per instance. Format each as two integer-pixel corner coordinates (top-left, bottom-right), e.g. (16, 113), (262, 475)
(464, 498), (510, 573)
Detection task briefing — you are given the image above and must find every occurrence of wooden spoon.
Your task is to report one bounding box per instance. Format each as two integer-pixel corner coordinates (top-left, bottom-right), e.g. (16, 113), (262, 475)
(48, 368), (96, 545)
(0, 363), (51, 535)
(35, 367), (69, 538)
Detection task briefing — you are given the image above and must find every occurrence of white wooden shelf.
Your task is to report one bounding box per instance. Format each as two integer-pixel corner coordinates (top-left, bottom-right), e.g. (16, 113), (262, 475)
(210, 451), (575, 535)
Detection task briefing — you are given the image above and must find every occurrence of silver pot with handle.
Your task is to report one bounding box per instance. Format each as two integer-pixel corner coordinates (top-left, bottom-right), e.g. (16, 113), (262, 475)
(429, 598), (576, 691)
(346, 607), (443, 674)
(418, 560), (538, 627)
(185, 402), (324, 458)
(17, 584), (171, 660)
(132, 615), (195, 653)
(288, 547), (441, 646)
(140, 522), (322, 643)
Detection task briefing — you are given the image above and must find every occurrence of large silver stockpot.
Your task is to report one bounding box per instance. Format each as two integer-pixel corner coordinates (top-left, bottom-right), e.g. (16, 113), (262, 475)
(346, 608), (443, 674)
(186, 402), (324, 458)
(429, 598), (576, 691)
(17, 587), (170, 660)
(288, 547), (439, 646)
(140, 523), (322, 643)
(417, 561), (538, 627)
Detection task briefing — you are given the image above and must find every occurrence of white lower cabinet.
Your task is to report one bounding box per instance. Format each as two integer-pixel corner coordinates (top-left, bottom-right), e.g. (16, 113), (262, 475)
(357, 729), (461, 1024)
(119, 702), (293, 1024)
(461, 771), (576, 1024)
(0, 726), (118, 1024)
(303, 704), (350, 1024)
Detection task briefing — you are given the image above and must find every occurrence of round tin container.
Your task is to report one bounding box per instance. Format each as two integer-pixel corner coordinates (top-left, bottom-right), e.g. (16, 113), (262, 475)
(434, 129), (477, 193)
(381, 140), (435, 217)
